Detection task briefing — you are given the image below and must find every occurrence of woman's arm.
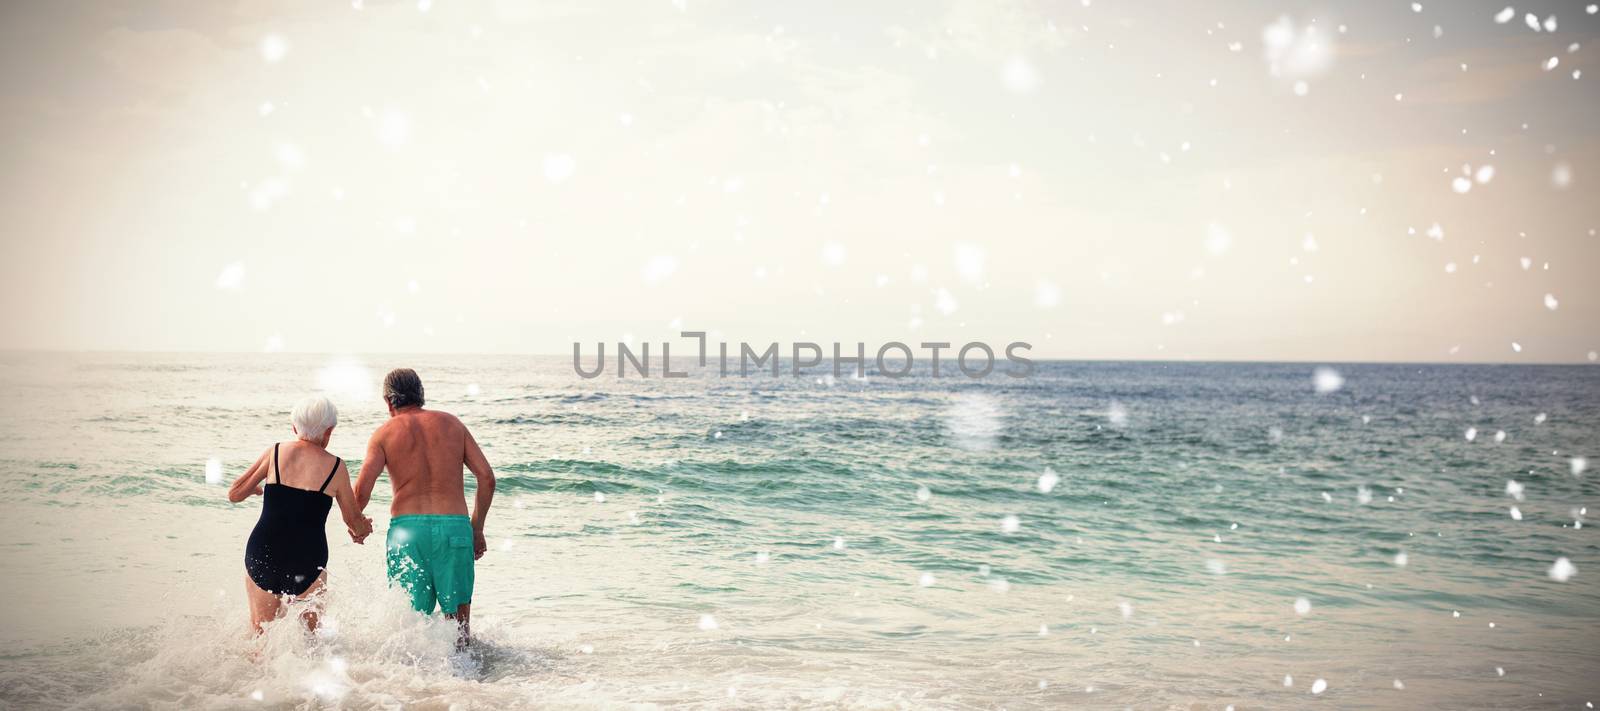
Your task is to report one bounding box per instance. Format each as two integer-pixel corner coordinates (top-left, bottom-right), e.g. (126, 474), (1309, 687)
(330, 461), (373, 543)
(226, 447), (272, 503)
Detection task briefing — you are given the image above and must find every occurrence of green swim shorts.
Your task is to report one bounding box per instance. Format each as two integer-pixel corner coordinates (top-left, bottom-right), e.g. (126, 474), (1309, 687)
(386, 514), (475, 614)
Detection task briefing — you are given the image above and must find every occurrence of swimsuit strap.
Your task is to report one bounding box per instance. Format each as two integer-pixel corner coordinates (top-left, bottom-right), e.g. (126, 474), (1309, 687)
(273, 443), (281, 484)
(318, 457), (341, 493)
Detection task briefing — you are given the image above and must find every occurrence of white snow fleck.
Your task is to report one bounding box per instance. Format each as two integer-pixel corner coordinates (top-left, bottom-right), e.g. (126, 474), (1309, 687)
(918, 572), (937, 587)
(1552, 163), (1573, 189)
(1107, 401), (1129, 427)
(1311, 678), (1328, 694)
(640, 255), (679, 285)
(944, 393), (1002, 450)
(1544, 293), (1559, 310)
(1000, 514), (1021, 534)
(915, 484), (932, 502)
(260, 35), (288, 63)
(1506, 479), (1525, 501)
(1573, 457), (1588, 476)
(952, 243), (986, 284)
(205, 458), (222, 485)
(1034, 279), (1061, 308)
(1037, 468), (1060, 493)
(1451, 176), (1473, 193)
(1294, 597), (1311, 615)
(543, 154), (576, 183)
(1548, 557), (1576, 582)
(1394, 551), (1409, 567)
(215, 262), (246, 290)
(1313, 367), (1344, 394)
(819, 241), (847, 267)
(698, 614), (719, 630)
(1494, 6), (1515, 23)
(1205, 223), (1232, 255)
(1261, 16), (1333, 80)
(1001, 55), (1039, 93)
(375, 110), (410, 149)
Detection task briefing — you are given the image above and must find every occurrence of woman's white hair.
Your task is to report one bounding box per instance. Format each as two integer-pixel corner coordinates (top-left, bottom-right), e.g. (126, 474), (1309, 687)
(291, 395), (338, 441)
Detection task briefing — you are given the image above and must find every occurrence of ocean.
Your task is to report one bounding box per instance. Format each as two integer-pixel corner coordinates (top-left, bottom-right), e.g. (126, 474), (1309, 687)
(0, 352), (1594, 709)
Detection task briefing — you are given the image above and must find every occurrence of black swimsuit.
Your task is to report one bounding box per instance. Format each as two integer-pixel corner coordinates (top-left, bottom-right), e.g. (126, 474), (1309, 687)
(244, 444), (340, 596)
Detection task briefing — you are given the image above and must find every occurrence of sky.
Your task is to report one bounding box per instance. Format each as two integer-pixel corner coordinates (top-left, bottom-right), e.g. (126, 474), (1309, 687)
(0, 0), (1596, 362)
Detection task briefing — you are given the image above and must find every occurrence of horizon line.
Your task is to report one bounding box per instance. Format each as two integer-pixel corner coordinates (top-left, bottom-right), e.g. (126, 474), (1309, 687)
(1, 347), (1594, 368)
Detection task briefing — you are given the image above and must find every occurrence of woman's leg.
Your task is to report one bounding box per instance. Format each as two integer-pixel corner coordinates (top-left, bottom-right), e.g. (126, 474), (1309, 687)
(294, 570), (329, 634)
(244, 572), (283, 634)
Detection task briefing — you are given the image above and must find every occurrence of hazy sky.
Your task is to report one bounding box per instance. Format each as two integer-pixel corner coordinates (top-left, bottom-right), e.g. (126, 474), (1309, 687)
(1, 0), (1596, 361)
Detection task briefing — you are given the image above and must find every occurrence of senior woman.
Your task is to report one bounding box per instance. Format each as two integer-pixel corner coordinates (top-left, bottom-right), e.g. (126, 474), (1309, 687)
(227, 395), (373, 633)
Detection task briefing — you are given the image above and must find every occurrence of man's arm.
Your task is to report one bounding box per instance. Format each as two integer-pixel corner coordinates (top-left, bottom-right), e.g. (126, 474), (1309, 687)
(463, 426), (496, 560)
(354, 428), (386, 513)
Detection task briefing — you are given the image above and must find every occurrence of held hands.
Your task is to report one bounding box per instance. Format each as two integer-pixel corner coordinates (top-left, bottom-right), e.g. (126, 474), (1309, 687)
(473, 529), (487, 560)
(348, 515), (374, 544)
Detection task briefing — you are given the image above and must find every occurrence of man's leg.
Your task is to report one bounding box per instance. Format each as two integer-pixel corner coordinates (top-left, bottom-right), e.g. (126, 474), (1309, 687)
(444, 604), (470, 649)
(387, 517), (439, 613)
(436, 517), (476, 649)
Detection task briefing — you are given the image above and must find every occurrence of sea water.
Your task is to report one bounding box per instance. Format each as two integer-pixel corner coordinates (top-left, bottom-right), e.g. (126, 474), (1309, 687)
(0, 353), (1594, 709)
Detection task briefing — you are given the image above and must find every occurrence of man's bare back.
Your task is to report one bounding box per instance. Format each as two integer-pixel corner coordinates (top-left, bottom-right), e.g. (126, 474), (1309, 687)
(365, 409), (472, 517)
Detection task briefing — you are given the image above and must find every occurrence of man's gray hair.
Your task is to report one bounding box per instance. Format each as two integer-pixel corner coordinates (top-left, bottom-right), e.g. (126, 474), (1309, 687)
(291, 395), (338, 441)
(384, 368), (425, 409)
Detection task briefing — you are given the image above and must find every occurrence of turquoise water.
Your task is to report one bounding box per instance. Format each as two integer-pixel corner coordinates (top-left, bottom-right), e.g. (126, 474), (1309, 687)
(0, 353), (1595, 708)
